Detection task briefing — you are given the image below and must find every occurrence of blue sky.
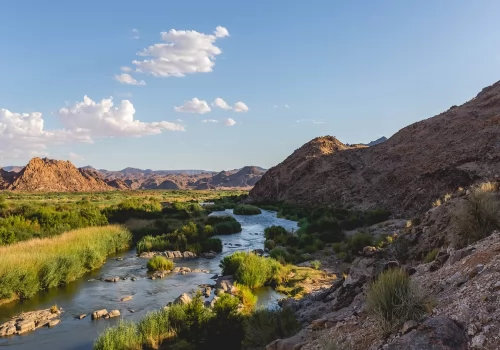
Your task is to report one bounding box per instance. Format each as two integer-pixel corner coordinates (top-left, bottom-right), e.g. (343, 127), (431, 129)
(1, 0), (500, 171)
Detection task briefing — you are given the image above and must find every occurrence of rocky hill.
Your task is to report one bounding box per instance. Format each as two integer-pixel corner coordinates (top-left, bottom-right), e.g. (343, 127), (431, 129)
(250, 80), (500, 216)
(2, 158), (112, 192)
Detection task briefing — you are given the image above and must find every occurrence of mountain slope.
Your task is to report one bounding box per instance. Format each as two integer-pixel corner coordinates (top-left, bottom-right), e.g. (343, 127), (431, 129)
(7, 158), (113, 192)
(250, 80), (500, 216)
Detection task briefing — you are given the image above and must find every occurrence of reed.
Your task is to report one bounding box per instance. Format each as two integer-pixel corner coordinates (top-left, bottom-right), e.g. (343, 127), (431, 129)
(0, 225), (131, 303)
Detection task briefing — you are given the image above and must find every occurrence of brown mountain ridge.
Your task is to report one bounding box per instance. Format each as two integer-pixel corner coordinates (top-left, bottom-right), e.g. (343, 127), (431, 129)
(250, 80), (500, 217)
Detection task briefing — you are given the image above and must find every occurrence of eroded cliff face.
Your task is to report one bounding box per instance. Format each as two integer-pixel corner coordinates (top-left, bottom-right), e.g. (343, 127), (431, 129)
(251, 81), (500, 217)
(6, 157), (113, 192)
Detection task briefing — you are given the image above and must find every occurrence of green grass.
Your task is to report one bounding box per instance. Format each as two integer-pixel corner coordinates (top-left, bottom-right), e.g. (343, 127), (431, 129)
(93, 321), (142, 350)
(233, 204), (262, 215)
(423, 248), (440, 263)
(0, 225), (131, 303)
(147, 256), (175, 272)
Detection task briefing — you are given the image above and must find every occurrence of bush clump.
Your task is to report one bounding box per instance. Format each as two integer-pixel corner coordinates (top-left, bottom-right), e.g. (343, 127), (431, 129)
(207, 215), (242, 235)
(233, 205), (262, 215)
(454, 189), (500, 247)
(147, 256), (174, 272)
(366, 268), (431, 334)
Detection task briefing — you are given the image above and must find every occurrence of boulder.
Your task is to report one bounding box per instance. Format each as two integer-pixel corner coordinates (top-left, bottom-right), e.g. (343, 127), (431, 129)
(386, 317), (467, 350)
(0, 326), (16, 336)
(174, 293), (192, 305)
(16, 320), (36, 334)
(92, 309), (108, 320)
(183, 251), (197, 258)
(104, 276), (120, 282)
(265, 329), (310, 350)
(107, 310), (120, 318)
(48, 319), (60, 327)
(166, 251), (175, 258)
(173, 251), (183, 258)
(203, 287), (211, 297)
(120, 296), (133, 302)
(215, 276), (235, 293)
(76, 314), (87, 320)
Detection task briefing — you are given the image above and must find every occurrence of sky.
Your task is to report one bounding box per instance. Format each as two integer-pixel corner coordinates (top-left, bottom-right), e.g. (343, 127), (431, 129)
(1, 0), (500, 171)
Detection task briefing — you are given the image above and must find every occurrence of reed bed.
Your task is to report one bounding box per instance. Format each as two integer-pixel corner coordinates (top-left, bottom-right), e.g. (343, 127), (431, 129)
(0, 225), (131, 303)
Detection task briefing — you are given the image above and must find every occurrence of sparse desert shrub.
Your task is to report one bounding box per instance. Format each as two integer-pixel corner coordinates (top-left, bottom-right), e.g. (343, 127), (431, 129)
(233, 205), (262, 215)
(350, 231), (373, 253)
(147, 256), (174, 272)
(454, 189), (500, 247)
(477, 181), (499, 193)
(93, 321), (142, 350)
(432, 198), (442, 207)
(243, 307), (300, 348)
(366, 268), (430, 334)
(311, 260), (321, 270)
(423, 248), (440, 263)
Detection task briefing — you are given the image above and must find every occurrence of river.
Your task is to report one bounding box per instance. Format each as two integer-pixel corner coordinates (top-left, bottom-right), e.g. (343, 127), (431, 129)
(0, 209), (298, 350)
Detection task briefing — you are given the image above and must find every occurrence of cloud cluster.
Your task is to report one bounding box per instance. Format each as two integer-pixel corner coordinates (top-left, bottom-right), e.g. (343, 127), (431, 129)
(114, 73), (146, 86)
(116, 26), (229, 85)
(212, 98), (248, 112)
(225, 118), (236, 126)
(0, 96), (184, 159)
(174, 98), (211, 114)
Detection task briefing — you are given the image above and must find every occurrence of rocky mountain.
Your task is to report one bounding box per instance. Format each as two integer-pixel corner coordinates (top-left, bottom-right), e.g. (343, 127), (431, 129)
(364, 136), (387, 147)
(1, 158), (112, 192)
(250, 80), (500, 217)
(0, 166), (23, 173)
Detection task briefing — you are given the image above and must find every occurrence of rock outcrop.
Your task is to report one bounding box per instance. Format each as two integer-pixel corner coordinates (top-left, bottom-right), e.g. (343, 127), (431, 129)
(0, 308), (61, 337)
(4, 158), (113, 192)
(250, 80), (500, 217)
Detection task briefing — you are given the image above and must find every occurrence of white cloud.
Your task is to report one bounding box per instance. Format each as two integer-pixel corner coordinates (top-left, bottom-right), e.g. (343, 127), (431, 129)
(212, 98), (249, 112)
(212, 98), (231, 110)
(68, 152), (85, 161)
(174, 98), (211, 114)
(130, 26), (229, 78)
(225, 118), (236, 126)
(296, 119), (325, 124)
(233, 101), (249, 112)
(114, 73), (146, 86)
(0, 109), (90, 159)
(121, 66), (132, 72)
(58, 96), (185, 138)
(131, 28), (140, 39)
(201, 119), (219, 123)
(285, 104), (290, 108)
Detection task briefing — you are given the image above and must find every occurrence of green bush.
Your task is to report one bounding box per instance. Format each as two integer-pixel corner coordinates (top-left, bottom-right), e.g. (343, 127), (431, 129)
(311, 260), (321, 270)
(233, 205), (262, 215)
(137, 310), (172, 349)
(264, 239), (276, 250)
(207, 294), (245, 348)
(454, 189), (500, 247)
(201, 238), (222, 253)
(366, 268), (430, 334)
(350, 231), (374, 253)
(147, 256), (174, 272)
(423, 248), (440, 263)
(93, 321), (142, 350)
(264, 226), (289, 240)
(243, 307), (300, 348)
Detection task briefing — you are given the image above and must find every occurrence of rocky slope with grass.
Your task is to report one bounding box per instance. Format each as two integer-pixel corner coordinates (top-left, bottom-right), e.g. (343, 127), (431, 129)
(2, 157), (113, 192)
(251, 80), (500, 217)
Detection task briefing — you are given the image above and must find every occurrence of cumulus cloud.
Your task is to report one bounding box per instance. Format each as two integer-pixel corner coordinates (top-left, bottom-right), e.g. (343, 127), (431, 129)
(201, 119), (219, 123)
(0, 109), (90, 159)
(225, 118), (236, 126)
(174, 98), (211, 114)
(129, 26), (229, 78)
(212, 98), (231, 110)
(114, 73), (146, 86)
(59, 96), (184, 138)
(233, 102), (249, 112)
(212, 98), (249, 112)
(131, 28), (140, 39)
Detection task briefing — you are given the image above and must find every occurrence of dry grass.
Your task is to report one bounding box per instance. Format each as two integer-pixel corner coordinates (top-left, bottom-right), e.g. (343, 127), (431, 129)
(477, 181), (499, 193)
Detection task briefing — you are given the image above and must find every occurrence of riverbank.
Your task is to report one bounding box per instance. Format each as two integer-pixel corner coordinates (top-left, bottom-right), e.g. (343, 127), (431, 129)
(0, 225), (131, 305)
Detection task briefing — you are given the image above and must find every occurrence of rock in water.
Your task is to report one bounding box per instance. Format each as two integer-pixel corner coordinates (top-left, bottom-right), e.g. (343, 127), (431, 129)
(91, 309), (108, 320)
(120, 296), (133, 302)
(107, 310), (120, 318)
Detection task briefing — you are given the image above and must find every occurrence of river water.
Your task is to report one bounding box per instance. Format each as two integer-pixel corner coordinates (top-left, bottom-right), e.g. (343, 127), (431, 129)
(0, 209), (298, 350)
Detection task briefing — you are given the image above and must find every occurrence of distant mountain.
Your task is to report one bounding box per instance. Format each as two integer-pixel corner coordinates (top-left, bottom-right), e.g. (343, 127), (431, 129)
(364, 136), (387, 147)
(0, 166), (24, 173)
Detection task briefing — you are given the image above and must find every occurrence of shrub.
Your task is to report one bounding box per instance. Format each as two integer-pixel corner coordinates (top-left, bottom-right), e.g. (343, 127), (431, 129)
(366, 268), (430, 334)
(454, 189), (500, 247)
(236, 284), (258, 314)
(264, 226), (289, 240)
(264, 239), (276, 250)
(207, 216), (242, 235)
(423, 248), (440, 263)
(137, 310), (172, 349)
(93, 321), (142, 350)
(311, 260), (321, 270)
(350, 231), (374, 253)
(147, 256), (174, 272)
(233, 205), (262, 215)
(243, 307), (300, 348)
(207, 294), (245, 348)
(201, 238), (222, 253)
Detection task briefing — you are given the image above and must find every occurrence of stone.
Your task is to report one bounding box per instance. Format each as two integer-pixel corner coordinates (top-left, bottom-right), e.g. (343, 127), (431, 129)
(215, 276), (235, 293)
(203, 287), (211, 298)
(471, 334), (486, 348)
(386, 317), (467, 350)
(210, 296), (219, 308)
(104, 276), (120, 282)
(1, 326), (16, 336)
(131, 277), (137, 281)
(48, 319), (60, 327)
(215, 288), (225, 296)
(174, 293), (192, 305)
(76, 314), (87, 320)
(116, 257), (123, 261)
(120, 296), (133, 302)
(16, 320), (36, 334)
(92, 309), (108, 320)
(107, 310), (120, 318)
(401, 320), (419, 334)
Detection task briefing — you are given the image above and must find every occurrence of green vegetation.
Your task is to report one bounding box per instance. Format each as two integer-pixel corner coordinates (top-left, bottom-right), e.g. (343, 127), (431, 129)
(454, 188), (500, 247)
(311, 260), (321, 270)
(147, 256), (175, 272)
(423, 248), (440, 263)
(206, 215), (242, 235)
(0, 225), (131, 303)
(366, 268), (431, 334)
(93, 321), (142, 350)
(220, 252), (283, 288)
(233, 204), (262, 215)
